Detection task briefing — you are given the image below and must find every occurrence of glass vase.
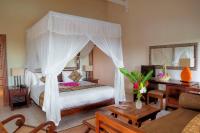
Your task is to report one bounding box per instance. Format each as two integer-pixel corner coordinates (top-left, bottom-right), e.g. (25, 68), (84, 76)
(135, 99), (142, 109)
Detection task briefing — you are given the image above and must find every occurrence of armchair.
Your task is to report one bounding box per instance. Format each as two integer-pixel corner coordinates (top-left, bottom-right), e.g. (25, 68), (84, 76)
(0, 114), (56, 133)
(96, 112), (143, 133)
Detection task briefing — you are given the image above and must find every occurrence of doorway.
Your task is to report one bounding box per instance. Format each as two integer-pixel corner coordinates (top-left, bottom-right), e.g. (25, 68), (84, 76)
(0, 35), (8, 106)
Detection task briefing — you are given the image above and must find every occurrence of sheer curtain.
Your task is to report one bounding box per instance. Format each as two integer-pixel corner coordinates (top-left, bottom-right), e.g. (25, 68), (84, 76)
(43, 33), (90, 124)
(26, 11), (125, 125)
(90, 36), (125, 103)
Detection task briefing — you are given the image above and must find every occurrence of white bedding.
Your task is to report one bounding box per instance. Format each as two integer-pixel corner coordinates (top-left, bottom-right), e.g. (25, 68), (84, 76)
(30, 81), (114, 109)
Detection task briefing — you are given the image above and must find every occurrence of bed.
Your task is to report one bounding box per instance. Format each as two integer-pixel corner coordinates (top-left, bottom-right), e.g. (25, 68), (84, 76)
(26, 11), (125, 125)
(30, 80), (114, 117)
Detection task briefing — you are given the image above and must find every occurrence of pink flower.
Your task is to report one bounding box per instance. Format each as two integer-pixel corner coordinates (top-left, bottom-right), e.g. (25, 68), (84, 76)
(133, 82), (139, 90)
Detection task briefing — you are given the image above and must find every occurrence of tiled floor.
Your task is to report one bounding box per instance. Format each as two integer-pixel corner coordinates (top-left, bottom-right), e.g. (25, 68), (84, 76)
(0, 91), (170, 132)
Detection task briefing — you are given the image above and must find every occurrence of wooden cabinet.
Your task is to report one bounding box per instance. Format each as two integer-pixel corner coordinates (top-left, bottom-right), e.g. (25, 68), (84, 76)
(166, 84), (200, 109)
(8, 86), (29, 110)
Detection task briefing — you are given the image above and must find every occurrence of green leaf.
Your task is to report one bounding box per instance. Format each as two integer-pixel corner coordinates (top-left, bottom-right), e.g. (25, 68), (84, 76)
(141, 69), (153, 84)
(131, 71), (143, 81)
(119, 68), (136, 82)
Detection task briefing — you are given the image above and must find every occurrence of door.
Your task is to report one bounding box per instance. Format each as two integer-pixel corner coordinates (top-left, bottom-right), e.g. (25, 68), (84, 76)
(0, 35), (8, 106)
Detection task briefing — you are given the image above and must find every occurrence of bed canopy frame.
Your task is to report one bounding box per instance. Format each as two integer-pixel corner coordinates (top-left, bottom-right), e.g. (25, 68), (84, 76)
(26, 11), (125, 125)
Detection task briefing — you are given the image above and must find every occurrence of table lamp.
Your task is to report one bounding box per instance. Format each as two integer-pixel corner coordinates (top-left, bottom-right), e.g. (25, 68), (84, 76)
(11, 68), (24, 87)
(179, 58), (192, 82)
(83, 65), (93, 80)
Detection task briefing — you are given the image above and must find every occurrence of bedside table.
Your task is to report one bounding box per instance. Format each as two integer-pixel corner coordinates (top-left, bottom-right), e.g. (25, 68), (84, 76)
(84, 78), (99, 84)
(8, 86), (29, 110)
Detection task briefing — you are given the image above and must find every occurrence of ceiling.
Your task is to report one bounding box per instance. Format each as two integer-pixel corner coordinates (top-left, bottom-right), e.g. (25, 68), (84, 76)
(106, 0), (127, 6)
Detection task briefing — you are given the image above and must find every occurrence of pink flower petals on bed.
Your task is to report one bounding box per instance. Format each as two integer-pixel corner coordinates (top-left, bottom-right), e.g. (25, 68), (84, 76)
(60, 82), (80, 87)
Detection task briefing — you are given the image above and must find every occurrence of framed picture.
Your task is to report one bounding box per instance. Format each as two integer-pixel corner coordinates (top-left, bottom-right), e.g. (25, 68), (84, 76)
(64, 53), (80, 71)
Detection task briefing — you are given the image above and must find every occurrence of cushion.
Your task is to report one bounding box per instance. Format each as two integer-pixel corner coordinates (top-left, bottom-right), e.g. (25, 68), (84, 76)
(69, 70), (82, 82)
(141, 108), (199, 133)
(57, 73), (63, 82)
(182, 113), (200, 133)
(34, 73), (45, 86)
(62, 71), (73, 82)
(0, 122), (7, 133)
(179, 93), (200, 111)
(40, 76), (46, 83)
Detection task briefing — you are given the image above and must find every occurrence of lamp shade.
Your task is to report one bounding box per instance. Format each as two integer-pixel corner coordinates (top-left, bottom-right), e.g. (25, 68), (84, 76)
(179, 58), (191, 67)
(11, 68), (24, 76)
(82, 65), (93, 72)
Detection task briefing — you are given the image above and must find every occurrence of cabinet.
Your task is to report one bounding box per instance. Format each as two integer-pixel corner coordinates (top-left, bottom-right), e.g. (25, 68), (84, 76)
(8, 86), (29, 110)
(166, 84), (200, 109)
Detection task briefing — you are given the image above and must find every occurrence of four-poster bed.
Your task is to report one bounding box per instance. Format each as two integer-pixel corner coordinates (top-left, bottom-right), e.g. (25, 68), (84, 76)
(25, 11), (125, 125)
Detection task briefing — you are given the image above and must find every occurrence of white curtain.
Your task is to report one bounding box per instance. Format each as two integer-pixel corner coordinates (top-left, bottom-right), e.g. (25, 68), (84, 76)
(26, 11), (125, 125)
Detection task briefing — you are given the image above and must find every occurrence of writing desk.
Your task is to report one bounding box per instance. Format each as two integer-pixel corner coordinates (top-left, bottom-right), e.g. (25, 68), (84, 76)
(149, 78), (200, 109)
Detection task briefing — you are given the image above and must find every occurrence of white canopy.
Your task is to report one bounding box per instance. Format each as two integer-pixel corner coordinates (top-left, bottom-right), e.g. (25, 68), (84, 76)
(26, 11), (125, 125)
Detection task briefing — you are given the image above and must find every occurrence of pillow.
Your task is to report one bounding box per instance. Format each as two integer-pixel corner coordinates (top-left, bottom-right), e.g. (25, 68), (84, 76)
(57, 73), (63, 82)
(68, 70), (82, 82)
(179, 93), (200, 110)
(60, 82), (80, 87)
(40, 76), (46, 83)
(182, 114), (200, 133)
(34, 73), (45, 86)
(62, 71), (73, 82)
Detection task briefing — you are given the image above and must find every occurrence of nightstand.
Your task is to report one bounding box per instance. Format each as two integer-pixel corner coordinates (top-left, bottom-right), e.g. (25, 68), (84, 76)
(8, 86), (29, 110)
(85, 78), (99, 84)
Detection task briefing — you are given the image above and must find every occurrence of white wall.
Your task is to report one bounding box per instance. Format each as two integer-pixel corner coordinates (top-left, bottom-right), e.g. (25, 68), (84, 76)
(0, 0), (108, 86)
(106, 0), (200, 88)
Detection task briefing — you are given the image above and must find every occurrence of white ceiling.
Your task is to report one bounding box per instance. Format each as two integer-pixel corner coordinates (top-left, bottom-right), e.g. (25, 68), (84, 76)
(106, 0), (128, 11)
(106, 0), (127, 6)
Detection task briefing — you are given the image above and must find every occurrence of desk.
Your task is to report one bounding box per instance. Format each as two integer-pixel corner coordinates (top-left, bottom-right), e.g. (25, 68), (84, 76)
(149, 78), (200, 109)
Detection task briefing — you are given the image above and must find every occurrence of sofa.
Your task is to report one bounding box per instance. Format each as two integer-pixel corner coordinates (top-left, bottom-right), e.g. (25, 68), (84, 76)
(140, 92), (200, 133)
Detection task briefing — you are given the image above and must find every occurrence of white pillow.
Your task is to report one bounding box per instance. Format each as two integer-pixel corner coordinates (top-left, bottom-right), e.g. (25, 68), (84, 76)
(62, 71), (73, 82)
(77, 70), (84, 81)
(34, 73), (45, 86)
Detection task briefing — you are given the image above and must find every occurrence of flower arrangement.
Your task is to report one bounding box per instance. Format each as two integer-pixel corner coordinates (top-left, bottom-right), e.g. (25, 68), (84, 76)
(157, 65), (170, 81)
(119, 68), (153, 103)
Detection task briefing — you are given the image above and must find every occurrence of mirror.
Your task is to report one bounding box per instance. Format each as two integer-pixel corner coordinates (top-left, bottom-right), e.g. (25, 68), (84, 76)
(149, 43), (198, 70)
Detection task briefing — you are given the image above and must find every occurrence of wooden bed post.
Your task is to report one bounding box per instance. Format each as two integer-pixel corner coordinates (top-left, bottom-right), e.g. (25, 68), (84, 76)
(0, 34), (8, 106)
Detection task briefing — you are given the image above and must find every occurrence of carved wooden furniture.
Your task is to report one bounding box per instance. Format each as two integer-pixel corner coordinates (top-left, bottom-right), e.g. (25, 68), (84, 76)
(8, 86), (29, 110)
(149, 78), (200, 109)
(83, 117), (96, 133)
(147, 90), (165, 109)
(60, 98), (114, 117)
(166, 84), (200, 109)
(96, 112), (144, 133)
(106, 102), (160, 127)
(0, 114), (56, 133)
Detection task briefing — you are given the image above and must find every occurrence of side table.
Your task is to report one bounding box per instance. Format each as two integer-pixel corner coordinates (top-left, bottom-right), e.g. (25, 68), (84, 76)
(8, 86), (29, 110)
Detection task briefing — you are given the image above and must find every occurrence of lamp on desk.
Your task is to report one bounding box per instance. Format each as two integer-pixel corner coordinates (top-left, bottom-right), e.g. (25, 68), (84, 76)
(179, 58), (192, 82)
(83, 65), (93, 80)
(11, 68), (24, 87)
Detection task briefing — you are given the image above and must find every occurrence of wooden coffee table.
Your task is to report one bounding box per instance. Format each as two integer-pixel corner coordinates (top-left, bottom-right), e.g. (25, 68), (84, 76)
(107, 102), (160, 127)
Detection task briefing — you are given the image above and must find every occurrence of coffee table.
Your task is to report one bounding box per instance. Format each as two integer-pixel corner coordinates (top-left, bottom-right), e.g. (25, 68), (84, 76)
(107, 102), (160, 127)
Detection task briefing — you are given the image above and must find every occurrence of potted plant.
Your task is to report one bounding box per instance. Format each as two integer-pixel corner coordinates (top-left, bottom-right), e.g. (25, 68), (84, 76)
(119, 68), (153, 109)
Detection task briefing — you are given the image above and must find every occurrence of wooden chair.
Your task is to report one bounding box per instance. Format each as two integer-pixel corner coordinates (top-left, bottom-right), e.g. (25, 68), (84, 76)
(95, 112), (144, 133)
(0, 114), (56, 133)
(147, 90), (165, 109)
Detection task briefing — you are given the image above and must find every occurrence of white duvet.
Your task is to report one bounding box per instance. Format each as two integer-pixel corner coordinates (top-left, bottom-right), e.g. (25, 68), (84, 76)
(30, 81), (114, 109)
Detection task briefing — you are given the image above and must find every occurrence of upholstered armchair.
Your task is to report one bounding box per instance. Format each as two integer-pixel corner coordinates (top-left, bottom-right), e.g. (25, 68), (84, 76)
(0, 114), (56, 133)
